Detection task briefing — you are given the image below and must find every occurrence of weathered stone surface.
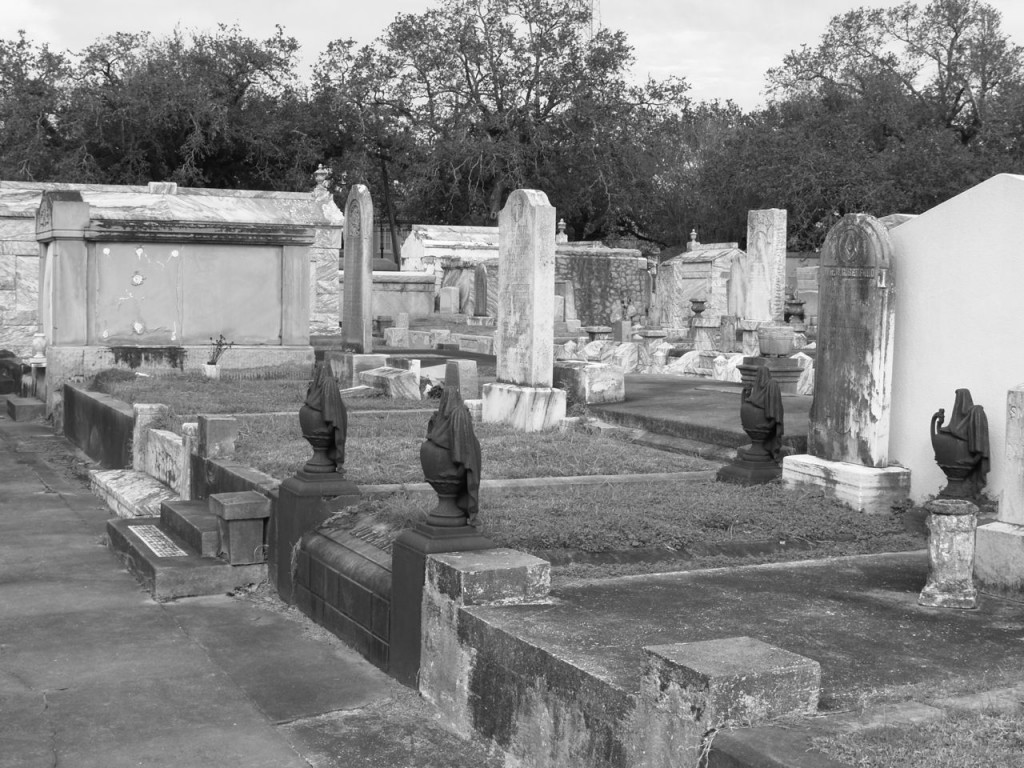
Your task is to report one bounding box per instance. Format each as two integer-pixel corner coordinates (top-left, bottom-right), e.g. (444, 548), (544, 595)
(325, 351), (387, 388)
(481, 382), (566, 431)
(198, 415), (239, 460)
(473, 264), (490, 317)
(359, 366), (421, 400)
(91, 468), (176, 519)
(342, 184), (374, 353)
(747, 209), (788, 324)
(427, 549), (551, 606)
(809, 214), (896, 467)
(919, 499), (978, 609)
(445, 359), (479, 399)
(975, 522), (1024, 598)
(495, 190), (556, 387)
(143, 428), (190, 499)
(603, 342), (639, 373)
(552, 361), (625, 406)
(998, 385), (1024, 527)
(407, 329), (433, 349)
(383, 327), (409, 347)
(782, 454), (910, 514)
(439, 286), (460, 314)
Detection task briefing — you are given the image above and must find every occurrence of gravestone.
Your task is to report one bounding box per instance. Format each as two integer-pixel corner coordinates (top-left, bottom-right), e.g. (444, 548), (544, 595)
(746, 209), (787, 324)
(975, 385), (1024, 598)
(342, 185), (373, 353)
(809, 214), (895, 467)
(473, 264), (489, 317)
(482, 190), (566, 431)
(782, 214), (909, 512)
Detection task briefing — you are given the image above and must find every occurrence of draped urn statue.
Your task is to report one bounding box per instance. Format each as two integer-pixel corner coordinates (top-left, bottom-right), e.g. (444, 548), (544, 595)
(420, 387), (481, 528)
(930, 389), (990, 500)
(717, 366), (785, 485)
(298, 362), (348, 478)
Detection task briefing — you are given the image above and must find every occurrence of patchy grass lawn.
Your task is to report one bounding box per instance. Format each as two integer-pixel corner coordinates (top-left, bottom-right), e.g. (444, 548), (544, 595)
(234, 411), (713, 484)
(810, 709), (1024, 768)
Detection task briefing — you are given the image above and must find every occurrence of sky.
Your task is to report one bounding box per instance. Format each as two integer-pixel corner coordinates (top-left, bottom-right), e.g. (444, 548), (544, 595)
(4, 0), (1024, 110)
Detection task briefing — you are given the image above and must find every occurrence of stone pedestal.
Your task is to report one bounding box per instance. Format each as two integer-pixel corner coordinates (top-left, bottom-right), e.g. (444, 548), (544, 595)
(552, 361), (625, 406)
(584, 325), (612, 341)
(919, 499), (978, 609)
(272, 474), (360, 603)
(782, 454), (910, 514)
(390, 523), (494, 688)
(739, 356), (803, 395)
(975, 522), (1024, 598)
(738, 320), (762, 356)
(481, 382), (566, 431)
(611, 320), (632, 342)
(209, 490), (271, 566)
(691, 317), (719, 353)
(717, 446), (782, 485)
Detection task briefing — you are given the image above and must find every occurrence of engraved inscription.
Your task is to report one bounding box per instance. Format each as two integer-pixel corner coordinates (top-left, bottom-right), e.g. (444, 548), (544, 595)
(131, 524), (188, 557)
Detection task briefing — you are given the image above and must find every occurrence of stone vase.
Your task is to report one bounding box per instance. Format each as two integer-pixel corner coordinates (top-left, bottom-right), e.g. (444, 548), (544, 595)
(420, 438), (468, 527)
(930, 425), (982, 499)
(202, 363), (220, 380)
(298, 403), (337, 475)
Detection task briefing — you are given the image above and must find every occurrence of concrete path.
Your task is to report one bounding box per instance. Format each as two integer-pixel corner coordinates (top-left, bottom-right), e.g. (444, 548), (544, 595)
(0, 413), (502, 768)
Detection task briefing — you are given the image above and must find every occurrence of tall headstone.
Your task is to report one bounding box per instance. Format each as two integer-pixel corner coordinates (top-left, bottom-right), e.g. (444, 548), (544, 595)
(482, 190), (566, 431)
(975, 385), (1024, 598)
(746, 209), (787, 324)
(809, 214), (895, 467)
(473, 264), (489, 317)
(782, 214), (909, 513)
(495, 190), (555, 387)
(342, 185), (373, 353)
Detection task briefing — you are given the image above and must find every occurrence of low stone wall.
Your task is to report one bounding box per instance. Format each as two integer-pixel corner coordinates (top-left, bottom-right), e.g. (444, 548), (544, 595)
(63, 383), (134, 468)
(555, 247), (651, 326)
(339, 272), (435, 320)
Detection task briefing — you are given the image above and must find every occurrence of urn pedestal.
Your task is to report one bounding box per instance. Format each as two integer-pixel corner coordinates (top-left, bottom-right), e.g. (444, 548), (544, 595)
(919, 498), (978, 609)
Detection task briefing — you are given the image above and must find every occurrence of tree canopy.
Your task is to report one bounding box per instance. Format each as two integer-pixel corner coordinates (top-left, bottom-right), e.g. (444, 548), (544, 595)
(1, 0), (1023, 250)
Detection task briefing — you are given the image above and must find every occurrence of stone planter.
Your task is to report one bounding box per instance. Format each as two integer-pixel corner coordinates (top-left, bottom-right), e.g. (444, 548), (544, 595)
(202, 363), (221, 380)
(756, 326), (796, 357)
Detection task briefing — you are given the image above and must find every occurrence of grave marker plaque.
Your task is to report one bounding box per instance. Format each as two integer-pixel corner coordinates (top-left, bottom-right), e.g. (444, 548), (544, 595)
(808, 214), (895, 467)
(342, 185), (374, 353)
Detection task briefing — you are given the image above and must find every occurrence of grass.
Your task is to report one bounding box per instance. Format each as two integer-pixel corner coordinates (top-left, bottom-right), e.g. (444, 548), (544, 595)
(344, 480), (922, 559)
(234, 411), (713, 484)
(810, 709), (1024, 767)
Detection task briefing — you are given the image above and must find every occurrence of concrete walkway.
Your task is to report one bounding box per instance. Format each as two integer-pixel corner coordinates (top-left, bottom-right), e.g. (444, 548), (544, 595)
(0, 413), (502, 768)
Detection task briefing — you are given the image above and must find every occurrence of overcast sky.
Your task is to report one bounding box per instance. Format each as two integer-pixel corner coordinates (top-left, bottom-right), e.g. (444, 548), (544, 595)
(4, 0), (1024, 109)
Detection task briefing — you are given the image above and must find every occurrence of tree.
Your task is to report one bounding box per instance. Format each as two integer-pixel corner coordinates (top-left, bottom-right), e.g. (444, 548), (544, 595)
(316, 0), (690, 240)
(0, 32), (70, 180)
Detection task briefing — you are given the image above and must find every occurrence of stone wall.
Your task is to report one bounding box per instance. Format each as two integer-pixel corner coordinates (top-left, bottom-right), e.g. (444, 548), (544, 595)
(555, 246), (650, 326)
(0, 215), (40, 357)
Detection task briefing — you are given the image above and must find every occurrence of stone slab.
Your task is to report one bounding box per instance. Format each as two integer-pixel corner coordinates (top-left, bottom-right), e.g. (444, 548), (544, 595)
(161, 499), (220, 557)
(209, 490), (272, 521)
(106, 517), (266, 600)
(427, 549), (551, 606)
(6, 396), (45, 421)
(359, 366), (421, 400)
(974, 521), (1024, 598)
(325, 352), (389, 389)
(91, 468), (177, 519)
(781, 454), (910, 514)
(552, 361), (625, 407)
(481, 382), (566, 432)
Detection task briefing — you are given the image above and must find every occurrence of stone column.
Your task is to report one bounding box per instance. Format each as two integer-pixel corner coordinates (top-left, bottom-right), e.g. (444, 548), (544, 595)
(975, 385), (1024, 598)
(919, 498), (978, 609)
(341, 185), (373, 353)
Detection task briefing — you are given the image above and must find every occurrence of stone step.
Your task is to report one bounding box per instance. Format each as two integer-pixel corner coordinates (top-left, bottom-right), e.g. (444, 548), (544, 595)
(91, 469), (177, 519)
(161, 499), (220, 557)
(106, 516), (265, 600)
(6, 396), (45, 422)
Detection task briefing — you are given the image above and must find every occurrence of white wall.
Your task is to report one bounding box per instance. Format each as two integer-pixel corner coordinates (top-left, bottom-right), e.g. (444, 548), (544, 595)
(888, 173), (1024, 502)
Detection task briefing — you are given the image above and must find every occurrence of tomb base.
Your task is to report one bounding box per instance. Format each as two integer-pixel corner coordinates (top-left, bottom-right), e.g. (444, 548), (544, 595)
(323, 352), (388, 387)
(781, 454), (910, 514)
(975, 521), (1024, 600)
(918, 499), (978, 609)
(481, 382), (566, 431)
(552, 361), (624, 406)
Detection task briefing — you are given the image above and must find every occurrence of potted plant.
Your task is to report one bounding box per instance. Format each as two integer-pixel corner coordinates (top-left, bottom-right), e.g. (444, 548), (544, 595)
(203, 334), (233, 379)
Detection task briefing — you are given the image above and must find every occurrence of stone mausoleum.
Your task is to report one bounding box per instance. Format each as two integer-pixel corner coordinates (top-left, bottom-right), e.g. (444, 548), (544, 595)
(31, 181), (341, 413)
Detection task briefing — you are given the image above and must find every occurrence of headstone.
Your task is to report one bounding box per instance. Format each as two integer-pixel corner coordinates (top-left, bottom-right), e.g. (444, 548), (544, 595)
(494, 190), (555, 387)
(747, 209), (787, 323)
(783, 214), (909, 513)
(611, 321), (632, 342)
(342, 185), (373, 353)
(439, 286), (460, 314)
(808, 214), (895, 467)
(482, 189), (566, 431)
(975, 385), (1024, 598)
(395, 312), (410, 329)
(473, 264), (489, 317)
(445, 359), (479, 399)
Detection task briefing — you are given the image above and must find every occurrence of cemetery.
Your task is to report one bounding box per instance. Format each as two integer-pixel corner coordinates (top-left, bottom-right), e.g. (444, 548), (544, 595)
(3, 163), (1024, 767)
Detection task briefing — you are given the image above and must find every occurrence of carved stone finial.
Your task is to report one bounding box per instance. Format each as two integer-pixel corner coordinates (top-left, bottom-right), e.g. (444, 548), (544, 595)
(312, 164), (331, 201)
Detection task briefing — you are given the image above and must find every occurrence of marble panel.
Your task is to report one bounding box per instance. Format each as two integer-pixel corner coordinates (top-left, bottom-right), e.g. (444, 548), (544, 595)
(481, 382), (566, 431)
